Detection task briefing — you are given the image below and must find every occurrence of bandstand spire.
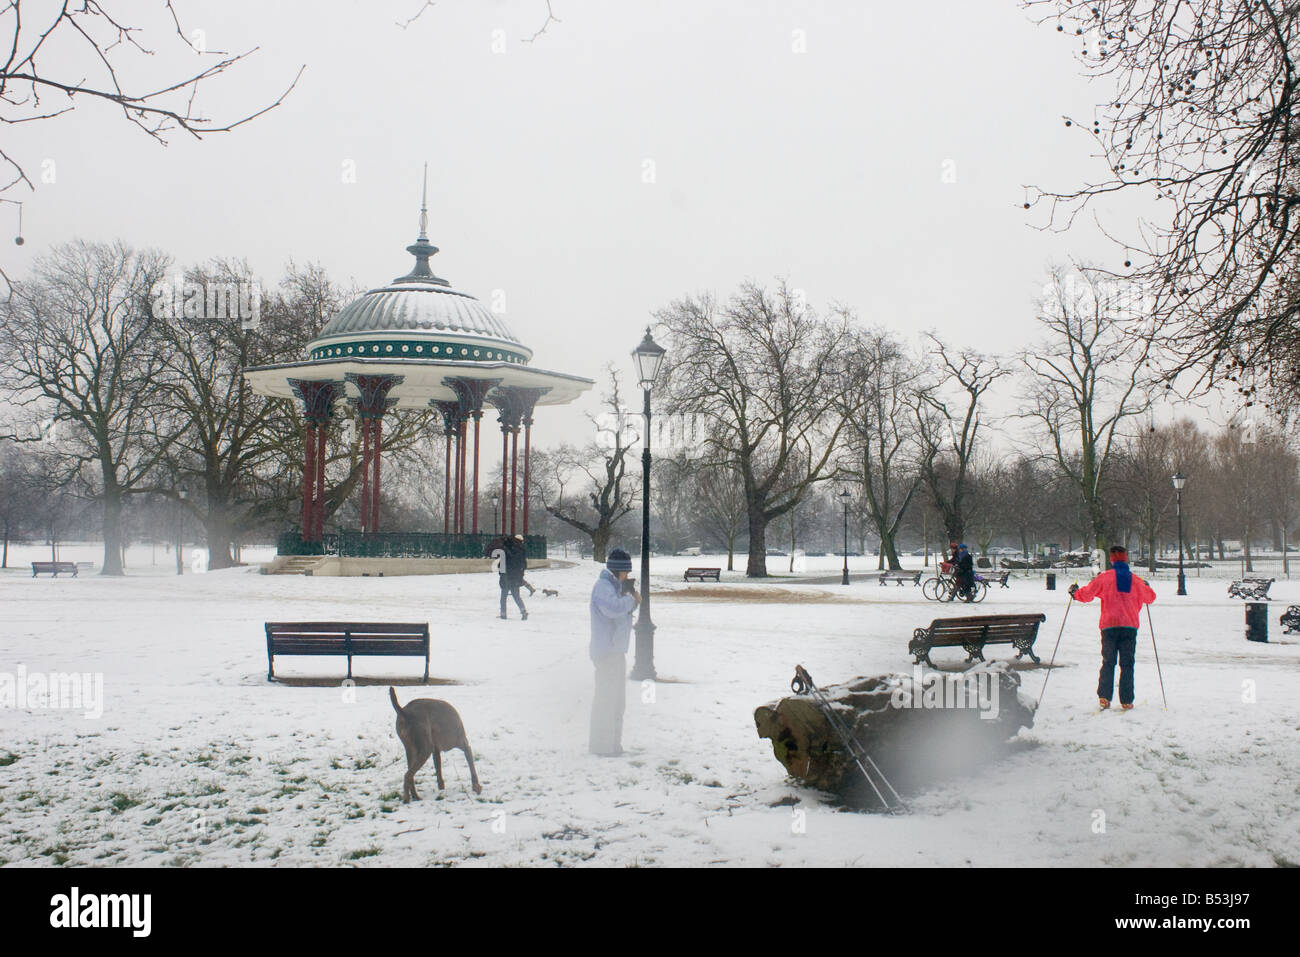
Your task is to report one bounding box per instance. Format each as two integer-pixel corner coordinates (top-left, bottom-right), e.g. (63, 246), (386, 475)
(396, 162), (447, 286)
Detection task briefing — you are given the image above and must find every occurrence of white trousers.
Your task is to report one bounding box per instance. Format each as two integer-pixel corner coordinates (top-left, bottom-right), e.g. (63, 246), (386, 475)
(589, 653), (626, 755)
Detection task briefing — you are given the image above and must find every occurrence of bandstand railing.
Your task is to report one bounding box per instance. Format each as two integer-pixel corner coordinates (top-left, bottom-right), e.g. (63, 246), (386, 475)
(276, 529), (546, 560)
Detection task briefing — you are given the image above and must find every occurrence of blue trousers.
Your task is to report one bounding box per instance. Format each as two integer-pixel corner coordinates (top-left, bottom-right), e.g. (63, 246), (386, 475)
(1098, 627), (1137, 704)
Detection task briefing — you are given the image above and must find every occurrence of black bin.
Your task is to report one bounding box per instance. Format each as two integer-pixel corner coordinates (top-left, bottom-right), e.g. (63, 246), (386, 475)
(1246, 602), (1268, 643)
(1045, 572), (1056, 591)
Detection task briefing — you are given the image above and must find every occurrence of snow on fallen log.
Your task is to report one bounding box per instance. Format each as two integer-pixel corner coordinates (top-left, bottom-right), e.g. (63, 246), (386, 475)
(753, 661), (1036, 808)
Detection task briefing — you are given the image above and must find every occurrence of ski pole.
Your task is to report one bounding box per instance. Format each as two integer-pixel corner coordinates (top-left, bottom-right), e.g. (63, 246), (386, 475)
(1036, 591), (1074, 709)
(1146, 604), (1168, 710)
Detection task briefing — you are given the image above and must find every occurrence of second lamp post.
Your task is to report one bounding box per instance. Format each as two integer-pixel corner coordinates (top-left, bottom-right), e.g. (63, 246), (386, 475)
(630, 328), (666, 682)
(840, 488), (852, 585)
(1172, 471), (1187, 596)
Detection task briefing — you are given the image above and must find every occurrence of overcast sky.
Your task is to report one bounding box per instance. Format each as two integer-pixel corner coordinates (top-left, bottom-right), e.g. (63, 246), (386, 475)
(4, 0), (1209, 447)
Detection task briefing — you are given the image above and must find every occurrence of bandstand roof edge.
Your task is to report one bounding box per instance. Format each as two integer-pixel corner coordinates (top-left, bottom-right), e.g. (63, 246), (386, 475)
(243, 357), (594, 409)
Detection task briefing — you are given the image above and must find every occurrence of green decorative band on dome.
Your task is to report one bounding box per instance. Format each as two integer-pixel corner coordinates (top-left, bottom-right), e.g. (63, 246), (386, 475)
(309, 339), (529, 365)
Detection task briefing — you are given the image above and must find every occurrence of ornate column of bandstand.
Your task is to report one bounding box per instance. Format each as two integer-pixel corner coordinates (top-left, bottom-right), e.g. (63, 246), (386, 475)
(492, 389), (525, 535)
(489, 387), (549, 537)
(432, 400), (463, 534)
(514, 388), (550, 534)
(346, 373), (402, 533)
(444, 377), (500, 534)
(289, 379), (343, 543)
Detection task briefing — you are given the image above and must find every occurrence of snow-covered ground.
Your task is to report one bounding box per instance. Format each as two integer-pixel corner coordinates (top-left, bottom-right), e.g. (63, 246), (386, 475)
(2, 547), (1298, 867)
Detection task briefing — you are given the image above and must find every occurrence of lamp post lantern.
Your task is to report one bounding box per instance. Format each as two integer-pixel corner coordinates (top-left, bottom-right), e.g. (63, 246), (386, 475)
(630, 327), (666, 682)
(1172, 471), (1187, 596)
(839, 488), (852, 585)
(176, 485), (189, 576)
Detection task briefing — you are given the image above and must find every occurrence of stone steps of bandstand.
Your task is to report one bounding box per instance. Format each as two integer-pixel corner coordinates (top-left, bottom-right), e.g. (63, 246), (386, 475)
(262, 555), (327, 575)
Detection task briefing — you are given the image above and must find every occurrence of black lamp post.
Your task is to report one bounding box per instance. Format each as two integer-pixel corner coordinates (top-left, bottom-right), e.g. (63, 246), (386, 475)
(1172, 471), (1187, 596)
(175, 485), (188, 576)
(630, 327), (666, 682)
(839, 488), (852, 585)
(491, 493), (500, 535)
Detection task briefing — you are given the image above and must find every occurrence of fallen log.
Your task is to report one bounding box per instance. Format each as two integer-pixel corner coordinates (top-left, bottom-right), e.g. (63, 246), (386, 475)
(754, 661), (1035, 808)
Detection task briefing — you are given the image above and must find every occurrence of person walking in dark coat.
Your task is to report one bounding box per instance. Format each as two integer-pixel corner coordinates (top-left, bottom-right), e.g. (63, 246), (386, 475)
(952, 543), (975, 601)
(498, 534), (529, 620)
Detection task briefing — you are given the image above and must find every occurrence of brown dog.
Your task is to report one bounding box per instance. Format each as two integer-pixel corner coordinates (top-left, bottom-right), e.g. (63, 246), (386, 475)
(389, 687), (482, 801)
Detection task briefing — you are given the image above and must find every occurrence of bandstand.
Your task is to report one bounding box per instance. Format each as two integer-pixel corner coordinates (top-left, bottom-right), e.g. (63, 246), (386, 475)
(243, 190), (593, 571)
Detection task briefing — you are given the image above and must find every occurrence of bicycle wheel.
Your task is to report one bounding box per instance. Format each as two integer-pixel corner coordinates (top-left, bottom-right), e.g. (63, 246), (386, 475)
(922, 577), (942, 601)
(970, 580), (988, 603)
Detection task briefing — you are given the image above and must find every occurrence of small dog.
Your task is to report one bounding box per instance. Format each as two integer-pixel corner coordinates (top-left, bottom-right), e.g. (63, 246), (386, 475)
(542, 588), (559, 598)
(389, 687), (481, 801)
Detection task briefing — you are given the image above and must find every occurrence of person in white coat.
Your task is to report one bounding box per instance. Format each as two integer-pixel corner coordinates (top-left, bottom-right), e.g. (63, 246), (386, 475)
(588, 547), (640, 755)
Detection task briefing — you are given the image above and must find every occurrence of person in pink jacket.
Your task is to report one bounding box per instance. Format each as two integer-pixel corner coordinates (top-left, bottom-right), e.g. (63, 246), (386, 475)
(1068, 545), (1156, 710)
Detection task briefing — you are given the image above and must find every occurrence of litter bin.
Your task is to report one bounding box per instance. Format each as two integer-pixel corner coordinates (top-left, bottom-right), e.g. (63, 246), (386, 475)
(1246, 602), (1268, 643)
(1045, 572), (1056, 591)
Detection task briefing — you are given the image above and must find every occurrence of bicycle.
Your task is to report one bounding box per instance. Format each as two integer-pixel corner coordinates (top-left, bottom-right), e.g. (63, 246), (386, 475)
(922, 573), (953, 601)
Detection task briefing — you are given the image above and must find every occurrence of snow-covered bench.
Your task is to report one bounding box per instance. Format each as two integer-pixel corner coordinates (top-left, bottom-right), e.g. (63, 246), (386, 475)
(31, 561), (78, 577)
(879, 570), (922, 586)
(1280, 605), (1300, 634)
(977, 570), (1012, 589)
(1228, 578), (1274, 600)
(265, 622), (430, 681)
(908, 613), (1046, 666)
(683, 567), (721, 582)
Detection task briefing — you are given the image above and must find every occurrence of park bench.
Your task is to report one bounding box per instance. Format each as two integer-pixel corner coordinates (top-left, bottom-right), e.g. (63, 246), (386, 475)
(683, 567), (721, 582)
(878, 570), (922, 586)
(1228, 578), (1274, 601)
(907, 613), (1047, 666)
(31, 561), (78, 578)
(1280, 605), (1300, 634)
(977, 570), (1012, 589)
(265, 622), (430, 681)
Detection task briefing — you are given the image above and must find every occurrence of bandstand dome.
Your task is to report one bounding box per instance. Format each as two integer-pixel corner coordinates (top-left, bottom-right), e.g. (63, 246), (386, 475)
(243, 192), (592, 409)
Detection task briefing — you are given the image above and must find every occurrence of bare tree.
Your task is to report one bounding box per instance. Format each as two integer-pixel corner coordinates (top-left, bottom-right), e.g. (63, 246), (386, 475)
(692, 459), (746, 570)
(0, 438), (37, 566)
(541, 368), (637, 563)
(1026, 0), (1300, 410)
(657, 280), (855, 577)
(0, 3), (302, 291)
(0, 240), (177, 574)
(841, 328), (924, 571)
(1113, 423), (1177, 572)
(913, 335), (1009, 544)
(1020, 265), (1157, 563)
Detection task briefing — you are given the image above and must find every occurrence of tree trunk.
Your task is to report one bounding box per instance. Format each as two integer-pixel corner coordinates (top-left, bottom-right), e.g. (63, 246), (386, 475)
(726, 532), (735, 572)
(101, 490), (125, 575)
(754, 663), (1034, 808)
(591, 526), (611, 564)
(204, 511), (236, 571)
(746, 505), (768, 578)
(879, 530), (902, 571)
(2, 517), (8, 569)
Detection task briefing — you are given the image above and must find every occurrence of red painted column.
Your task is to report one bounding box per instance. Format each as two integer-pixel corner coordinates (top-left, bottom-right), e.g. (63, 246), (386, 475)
(471, 413), (482, 534)
(522, 417), (533, 535)
(501, 427), (510, 532)
(301, 421), (316, 537)
(371, 415), (383, 533)
(462, 421), (473, 538)
(444, 431), (452, 534)
(510, 427), (519, 536)
(361, 418), (372, 534)
(314, 421), (328, 541)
